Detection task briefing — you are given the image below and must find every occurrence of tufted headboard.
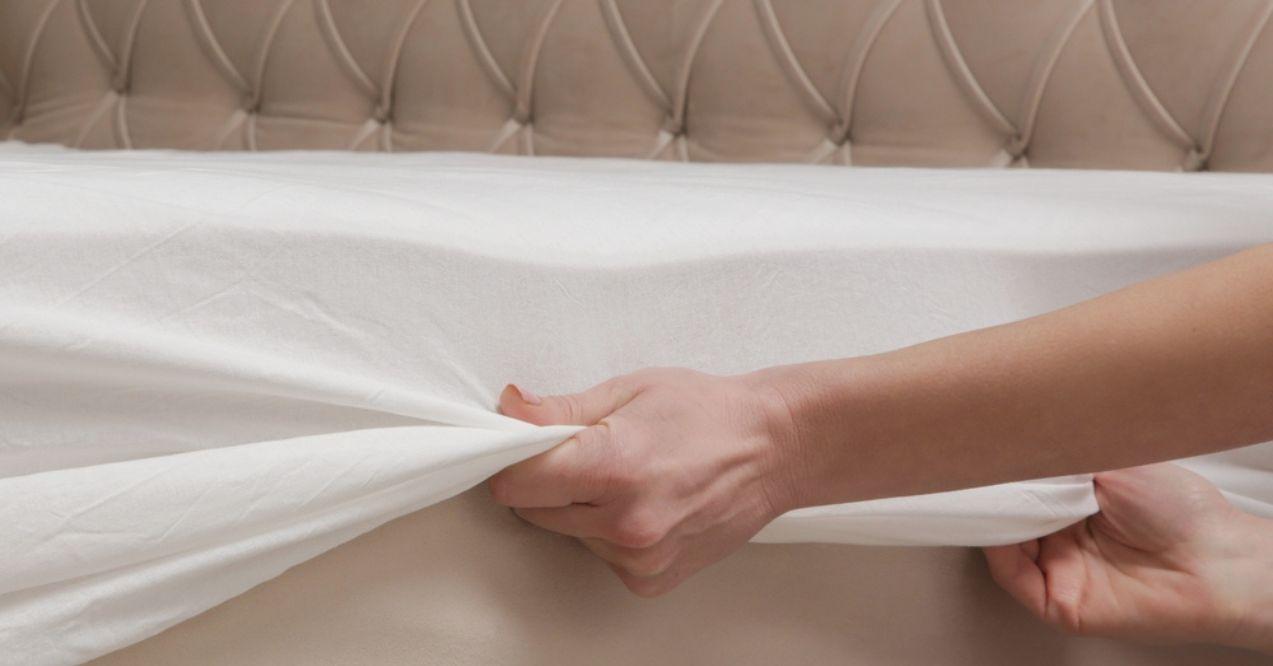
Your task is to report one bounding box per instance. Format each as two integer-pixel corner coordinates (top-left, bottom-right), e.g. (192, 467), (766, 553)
(2, 0), (1273, 171)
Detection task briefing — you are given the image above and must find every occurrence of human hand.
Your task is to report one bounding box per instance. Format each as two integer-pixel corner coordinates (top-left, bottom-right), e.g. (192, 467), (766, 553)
(488, 368), (800, 597)
(984, 463), (1273, 653)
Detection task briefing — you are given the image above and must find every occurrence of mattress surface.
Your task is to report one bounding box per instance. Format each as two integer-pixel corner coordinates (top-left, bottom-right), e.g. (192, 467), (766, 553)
(90, 488), (1273, 666)
(1, 145), (1272, 663)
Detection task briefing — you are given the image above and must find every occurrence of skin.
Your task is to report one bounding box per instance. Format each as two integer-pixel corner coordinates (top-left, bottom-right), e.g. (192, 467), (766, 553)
(489, 243), (1273, 650)
(984, 463), (1273, 654)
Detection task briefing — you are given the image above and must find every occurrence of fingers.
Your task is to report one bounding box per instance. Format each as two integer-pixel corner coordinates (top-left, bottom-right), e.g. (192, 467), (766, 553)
(1032, 526), (1089, 633)
(491, 374), (649, 507)
(514, 505), (611, 541)
(611, 564), (685, 598)
(508, 508), (684, 597)
(489, 421), (619, 507)
(984, 541), (1047, 618)
(514, 501), (671, 547)
(499, 378), (639, 426)
(515, 509), (685, 597)
(515, 503), (687, 599)
(580, 537), (677, 577)
(987, 526), (1094, 636)
(582, 538), (684, 598)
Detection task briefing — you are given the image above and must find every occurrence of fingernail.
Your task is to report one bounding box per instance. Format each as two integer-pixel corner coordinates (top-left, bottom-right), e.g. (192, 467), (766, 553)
(510, 383), (542, 405)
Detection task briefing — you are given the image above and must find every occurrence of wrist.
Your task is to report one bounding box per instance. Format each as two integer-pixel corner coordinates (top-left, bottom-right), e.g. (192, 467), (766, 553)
(735, 366), (803, 516)
(739, 361), (855, 513)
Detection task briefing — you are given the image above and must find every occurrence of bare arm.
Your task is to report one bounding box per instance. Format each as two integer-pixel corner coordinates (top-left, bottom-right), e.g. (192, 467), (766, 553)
(757, 242), (1273, 507)
(491, 244), (1273, 623)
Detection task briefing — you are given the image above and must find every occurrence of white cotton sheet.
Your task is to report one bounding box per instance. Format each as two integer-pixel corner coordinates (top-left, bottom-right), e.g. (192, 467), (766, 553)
(1, 145), (1271, 664)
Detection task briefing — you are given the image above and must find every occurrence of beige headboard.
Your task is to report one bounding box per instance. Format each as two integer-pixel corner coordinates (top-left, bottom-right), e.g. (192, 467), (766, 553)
(2, 0), (1272, 171)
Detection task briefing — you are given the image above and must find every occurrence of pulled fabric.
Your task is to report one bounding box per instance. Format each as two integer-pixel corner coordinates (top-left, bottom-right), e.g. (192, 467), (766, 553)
(1, 146), (1271, 664)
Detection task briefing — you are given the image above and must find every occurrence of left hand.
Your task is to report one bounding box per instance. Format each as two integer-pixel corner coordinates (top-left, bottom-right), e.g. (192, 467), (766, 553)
(488, 368), (800, 597)
(984, 463), (1273, 650)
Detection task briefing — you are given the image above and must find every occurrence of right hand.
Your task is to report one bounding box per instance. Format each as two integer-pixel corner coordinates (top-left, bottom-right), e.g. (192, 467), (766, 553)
(488, 368), (802, 598)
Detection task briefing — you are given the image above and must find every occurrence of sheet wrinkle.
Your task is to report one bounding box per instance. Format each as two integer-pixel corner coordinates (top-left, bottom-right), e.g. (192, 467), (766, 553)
(152, 277), (257, 324)
(0, 223), (200, 335)
(249, 286), (386, 349)
(0, 310), (521, 437)
(1, 425), (579, 596)
(2, 148), (1273, 664)
(4, 470), (411, 611)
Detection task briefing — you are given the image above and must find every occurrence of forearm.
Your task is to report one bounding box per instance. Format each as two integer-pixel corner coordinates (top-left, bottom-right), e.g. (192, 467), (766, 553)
(751, 244), (1273, 508)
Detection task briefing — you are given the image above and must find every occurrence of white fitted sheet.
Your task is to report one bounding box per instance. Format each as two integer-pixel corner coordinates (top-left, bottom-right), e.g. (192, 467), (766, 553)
(1, 145), (1271, 664)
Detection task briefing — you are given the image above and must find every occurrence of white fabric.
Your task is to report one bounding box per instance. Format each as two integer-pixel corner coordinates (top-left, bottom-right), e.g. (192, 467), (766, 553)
(1, 146), (1271, 664)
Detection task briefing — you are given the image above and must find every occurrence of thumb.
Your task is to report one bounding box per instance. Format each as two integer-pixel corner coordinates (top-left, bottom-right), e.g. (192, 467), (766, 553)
(499, 378), (637, 426)
(1091, 463), (1231, 549)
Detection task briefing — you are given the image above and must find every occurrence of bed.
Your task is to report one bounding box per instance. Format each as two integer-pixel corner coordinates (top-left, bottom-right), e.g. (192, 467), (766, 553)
(2, 1), (1272, 664)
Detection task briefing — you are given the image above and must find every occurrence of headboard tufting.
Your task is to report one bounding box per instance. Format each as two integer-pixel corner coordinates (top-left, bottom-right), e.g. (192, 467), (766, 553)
(2, 0), (1273, 171)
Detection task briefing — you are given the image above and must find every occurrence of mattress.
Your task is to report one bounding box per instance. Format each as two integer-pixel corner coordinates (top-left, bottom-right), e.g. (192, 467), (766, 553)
(1, 145), (1272, 664)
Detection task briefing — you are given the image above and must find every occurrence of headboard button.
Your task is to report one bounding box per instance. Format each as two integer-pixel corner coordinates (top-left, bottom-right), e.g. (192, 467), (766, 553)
(1183, 148), (1207, 172)
(1005, 134), (1028, 158)
(661, 116), (683, 137)
(828, 119), (850, 146)
(512, 103), (531, 125)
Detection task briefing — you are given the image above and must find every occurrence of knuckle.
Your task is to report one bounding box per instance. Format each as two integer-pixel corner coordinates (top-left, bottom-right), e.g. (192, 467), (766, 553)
(560, 394), (585, 423)
(623, 369), (659, 388)
(580, 423), (626, 498)
(622, 548), (674, 578)
(611, 370), (653, 391)
(1054, 609), (1086, 636)
(610, 510), (666, 548)
(605, 464), (640, 493)
(633, 366), (690, 380)
(620, 574), (667, 599)
(593, 452), (639, 496)
(580, 420), (614, 448)
(1047, 597), (1087, 636)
